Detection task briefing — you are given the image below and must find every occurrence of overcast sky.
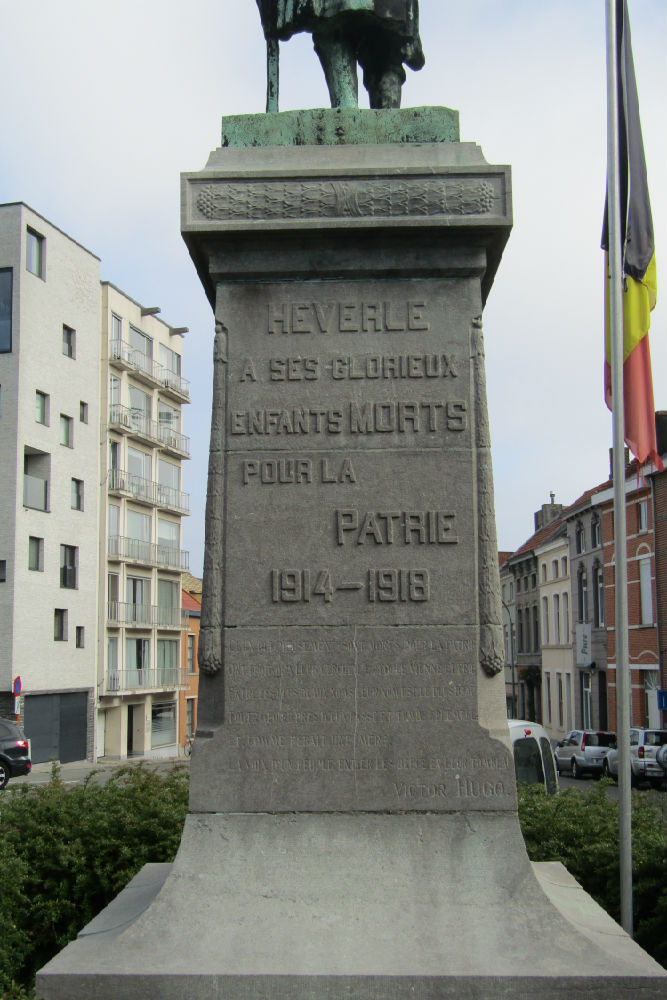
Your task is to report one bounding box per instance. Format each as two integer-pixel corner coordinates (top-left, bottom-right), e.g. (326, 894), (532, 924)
(2, 0), (665, 575)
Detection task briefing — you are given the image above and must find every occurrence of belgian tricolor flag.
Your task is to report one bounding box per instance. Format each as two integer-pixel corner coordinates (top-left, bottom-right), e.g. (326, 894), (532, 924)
(602, 0), (662, 470)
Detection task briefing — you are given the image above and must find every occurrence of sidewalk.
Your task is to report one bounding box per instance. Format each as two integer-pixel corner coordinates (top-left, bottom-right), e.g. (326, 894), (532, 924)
(9, 755), (186, 788)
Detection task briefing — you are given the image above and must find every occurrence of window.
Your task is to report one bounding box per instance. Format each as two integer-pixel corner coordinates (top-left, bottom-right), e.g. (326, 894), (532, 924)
(637, 500), (648, 533)
(126, 509), (151, 561)
(578, 569), (588, 623)
(109, 374), (120, 407)
(561, 556), (568, 577)
(71, 478), (84, 511)
(0, 560), (6, 582)
(79, 401), (88, 423)
(151, 702), (176, 749)
(158, 398), (179, 434)
(60, 414), (73, 447)
(129, 385), (151, 425)
(541, 564), (547, 583)
(562, 592), (569, 644)
(157, 579), (179, 627)
(111, 314), (122, 342)
(23, 448), (49, 511)
(129, 325), (152, 362)
(544, 673), (552, 725)
(517, 609), (524, 653)
(553, 594), (560, 644)
(108, 503), (120, 544)
(107, 572), (120, 619)
(532, 605), (539, 651)
(126, 576), (150, 618)
(28, 536), (44, 571)
(35, 390), (49, 425)
(557, 674), (564, 728)
(128, 446), (152, 486)
(530, 573), (537, 591)
(591, 517), (601, 548)
(639, 557), (653, 625)
(62, 325), (76, 359)
(75, 626), (85, 648)
(581, 673), (592, 729)
(575, 521), (586, 554)
(186, 698), (196, 738)
(187, 634), (196, 673)
(126, 637), (149, 672)
(54, 608), (68, 641)
(159, 343), (181, 377)
(593, 565), (605, 627)
(26, 229), (44, 278)
(60, 545), (78, 589)
(551, 559), (558, 580)
(541, 597), (549, 645)
(157, 638), (179, 680)
(0, 268), (12, 352)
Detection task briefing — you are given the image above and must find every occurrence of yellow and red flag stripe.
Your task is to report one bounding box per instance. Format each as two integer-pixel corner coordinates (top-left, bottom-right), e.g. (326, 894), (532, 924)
(602, 0), (662, 471)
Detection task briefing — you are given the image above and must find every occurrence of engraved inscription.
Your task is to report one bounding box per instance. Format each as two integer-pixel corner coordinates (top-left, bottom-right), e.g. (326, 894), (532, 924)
(270, 569), (431, 604)
(242, 457), (357, 485)
(229, 401), (467, 436)
(335, 509), (457, 545)
(267, 300), (430, 334)
(264, 354), (459, 382)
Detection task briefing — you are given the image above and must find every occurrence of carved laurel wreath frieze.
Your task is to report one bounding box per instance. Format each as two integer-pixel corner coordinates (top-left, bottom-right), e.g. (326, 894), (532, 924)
(195, 177), (496, 223)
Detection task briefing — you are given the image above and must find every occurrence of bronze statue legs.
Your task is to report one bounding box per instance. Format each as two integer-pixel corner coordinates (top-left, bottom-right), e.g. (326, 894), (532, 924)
(313, 20), (406, 109)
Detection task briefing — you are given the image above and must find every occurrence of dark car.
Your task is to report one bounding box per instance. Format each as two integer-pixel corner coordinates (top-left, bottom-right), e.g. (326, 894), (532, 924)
(0, 717), (31, 789)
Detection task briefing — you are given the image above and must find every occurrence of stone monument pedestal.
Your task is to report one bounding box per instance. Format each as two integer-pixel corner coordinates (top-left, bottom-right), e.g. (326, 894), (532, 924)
(37, 111), (667, 998)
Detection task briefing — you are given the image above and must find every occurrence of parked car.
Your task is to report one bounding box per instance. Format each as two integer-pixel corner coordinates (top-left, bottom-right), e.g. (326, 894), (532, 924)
(554, 730), (616, 779)
(508, 720), (559, 793)
(0, 717), (31, 789)
(603, 729), (667, 787)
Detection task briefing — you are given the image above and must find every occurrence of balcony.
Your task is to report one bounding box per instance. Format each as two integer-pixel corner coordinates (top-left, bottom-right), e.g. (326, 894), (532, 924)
(108, 535), (190, 571)
(104, 667), (186, 694)
(108, 404), (190, 458)
(108, 469), (189, 513)
(107, 602), (189, 629)
(23, 474), (48, 511)
(109, 340), (190, 401)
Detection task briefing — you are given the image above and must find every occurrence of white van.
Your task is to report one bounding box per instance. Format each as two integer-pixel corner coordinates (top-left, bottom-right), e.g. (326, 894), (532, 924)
(508, 720), (559, 794)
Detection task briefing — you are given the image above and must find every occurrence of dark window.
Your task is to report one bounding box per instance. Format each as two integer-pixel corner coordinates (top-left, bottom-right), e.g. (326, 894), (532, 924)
(54, 608), (68, 641)
(26, 229), (45, 278)
(0, 268), (12, 352)
(60, 545), (78, 589)
(36, 390), (49, 424)
(60, 414), (73, 448)
(71, 478), (84, 511)
(575, 521), (586, 554)
(0, 560), (6, 582)
(62, 325), (76, 359)
(79, 401), (88, 423)
(28, 536), (44, 571)
(75, 626), (85, 648)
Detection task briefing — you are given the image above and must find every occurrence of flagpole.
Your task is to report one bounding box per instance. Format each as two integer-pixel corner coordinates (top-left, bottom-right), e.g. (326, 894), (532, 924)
(605, 0), (633, 937)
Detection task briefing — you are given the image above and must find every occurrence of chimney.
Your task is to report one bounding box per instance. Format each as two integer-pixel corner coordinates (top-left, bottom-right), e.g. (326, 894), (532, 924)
(534, 494), (564, 531)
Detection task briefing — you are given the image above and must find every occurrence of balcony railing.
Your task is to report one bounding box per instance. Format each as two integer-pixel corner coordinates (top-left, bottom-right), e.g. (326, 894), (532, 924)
(108, 404), (190, 457)
(104, 667), (186, 693)
(108, 535), (189, 570)
(23, 474), (48, 511)
(108, 469), (190, 513)
(109, 340), (190, 400)
(107, 602), (189, 628)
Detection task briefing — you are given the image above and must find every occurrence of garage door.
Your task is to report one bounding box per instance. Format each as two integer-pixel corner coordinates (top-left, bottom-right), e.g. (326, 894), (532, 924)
(24, 692), (88, 763)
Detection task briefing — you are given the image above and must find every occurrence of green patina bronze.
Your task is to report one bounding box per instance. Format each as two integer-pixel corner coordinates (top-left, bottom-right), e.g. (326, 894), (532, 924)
(256, 0), (424, 111)
(220, 106), (459, 148)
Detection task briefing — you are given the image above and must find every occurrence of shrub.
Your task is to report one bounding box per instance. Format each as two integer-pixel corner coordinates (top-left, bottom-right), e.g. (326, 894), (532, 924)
(518, 781), (667, 967)
(0, 764), (189, 993)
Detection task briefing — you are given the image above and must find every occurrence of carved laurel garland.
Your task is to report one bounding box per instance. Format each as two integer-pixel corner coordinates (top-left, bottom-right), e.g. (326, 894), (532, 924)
(195, 178), (495, 222)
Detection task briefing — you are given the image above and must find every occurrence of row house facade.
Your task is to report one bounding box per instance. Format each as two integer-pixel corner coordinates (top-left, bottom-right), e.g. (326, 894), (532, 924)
(502, 421), (666, 743)
(0, 203), (192, 762)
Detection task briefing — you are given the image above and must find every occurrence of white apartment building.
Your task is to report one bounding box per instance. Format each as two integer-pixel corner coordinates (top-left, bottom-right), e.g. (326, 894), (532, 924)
(0, 204), (190, 762)
(99, 283), (190, 759)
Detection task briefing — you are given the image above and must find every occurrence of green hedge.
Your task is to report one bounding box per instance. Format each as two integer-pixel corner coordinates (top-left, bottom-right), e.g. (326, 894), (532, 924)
(0, 764), (189, 996)
(0, 769), (664, 999)
(517, 781), (667, 968)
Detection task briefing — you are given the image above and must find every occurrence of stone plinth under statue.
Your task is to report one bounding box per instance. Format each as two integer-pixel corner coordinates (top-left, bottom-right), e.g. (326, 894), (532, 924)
(37, 110), (667, 998)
